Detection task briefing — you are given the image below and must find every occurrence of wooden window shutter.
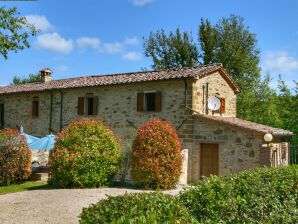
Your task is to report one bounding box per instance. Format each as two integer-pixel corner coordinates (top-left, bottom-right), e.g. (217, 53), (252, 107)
(78, 97), (85, 115)
(155, 92), (162, 112)
(220, 98), (225, 114)
(93, 96), (98, 115)
(137, 92), (144, 112)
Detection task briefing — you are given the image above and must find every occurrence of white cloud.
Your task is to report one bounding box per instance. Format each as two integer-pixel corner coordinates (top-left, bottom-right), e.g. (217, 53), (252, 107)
(123, 51), (142, 61)
(76, 37), (100, 49)
(262, 51), (298, 73)
(131, 0), (154, 6)
(35, 32), (73, 54)
(124, 37), (139, 45)
(103, 42), (124, 54)
(25, 15), (53, 32)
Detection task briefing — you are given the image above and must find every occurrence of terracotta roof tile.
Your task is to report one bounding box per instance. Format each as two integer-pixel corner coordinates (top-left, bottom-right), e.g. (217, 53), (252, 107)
(194, 114), (294, 137)
(0, 64), (239, 94)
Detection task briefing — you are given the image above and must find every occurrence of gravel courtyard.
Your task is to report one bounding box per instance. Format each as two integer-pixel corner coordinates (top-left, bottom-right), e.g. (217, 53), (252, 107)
(0, 187), (181, 224)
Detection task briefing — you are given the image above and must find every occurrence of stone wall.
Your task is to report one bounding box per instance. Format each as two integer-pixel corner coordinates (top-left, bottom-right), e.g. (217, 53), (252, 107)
(189, 118), (264, 182)
(193, 71), (237, 117)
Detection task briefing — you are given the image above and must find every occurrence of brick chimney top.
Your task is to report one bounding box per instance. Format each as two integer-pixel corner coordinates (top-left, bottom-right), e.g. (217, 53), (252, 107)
(40, 68), (52, 83)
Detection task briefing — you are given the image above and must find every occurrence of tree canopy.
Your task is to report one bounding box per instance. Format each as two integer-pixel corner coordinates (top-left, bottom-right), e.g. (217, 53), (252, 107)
(12, 73), (41, 85)
(0, 7), (38, 60)
(144, 29), (199, 70)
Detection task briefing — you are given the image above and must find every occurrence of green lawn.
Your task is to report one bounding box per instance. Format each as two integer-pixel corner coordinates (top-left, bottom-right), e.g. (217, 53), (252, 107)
(0, 181), (50, 195)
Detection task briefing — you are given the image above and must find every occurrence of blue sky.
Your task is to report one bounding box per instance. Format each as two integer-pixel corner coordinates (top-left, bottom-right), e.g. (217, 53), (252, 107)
(0, 0), (298, 90)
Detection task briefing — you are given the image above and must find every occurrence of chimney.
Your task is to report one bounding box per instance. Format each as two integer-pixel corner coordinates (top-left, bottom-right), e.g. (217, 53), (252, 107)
(40, 68), (52, 83)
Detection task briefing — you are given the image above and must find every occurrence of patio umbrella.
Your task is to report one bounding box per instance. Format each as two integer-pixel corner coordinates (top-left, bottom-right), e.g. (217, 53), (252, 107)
(29, 134), (56, 151)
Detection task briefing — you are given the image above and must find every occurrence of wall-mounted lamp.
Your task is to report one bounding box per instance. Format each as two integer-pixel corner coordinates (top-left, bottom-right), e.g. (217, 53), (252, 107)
(264, 133), (273, 143)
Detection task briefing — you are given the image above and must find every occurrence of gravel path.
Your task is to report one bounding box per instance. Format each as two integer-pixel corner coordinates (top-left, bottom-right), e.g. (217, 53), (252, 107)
(0, 187), (181, 224)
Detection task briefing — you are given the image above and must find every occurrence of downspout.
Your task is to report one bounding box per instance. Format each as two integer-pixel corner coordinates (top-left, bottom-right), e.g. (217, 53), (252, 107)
(183, 79), (188, 107)
(49, 91), (53, 133)
(202, 85), (205, 114)
(205, 83), (209, 114)
(59, 91), (64, 131)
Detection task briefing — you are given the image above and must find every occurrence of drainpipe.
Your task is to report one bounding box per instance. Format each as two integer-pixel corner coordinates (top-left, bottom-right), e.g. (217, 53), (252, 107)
(205, 83), (209, 114)
(202, 85), (205, 114)
(59, 91), (64, 131)
(49, 91), (53, 133)
(183, 79), (188, 107)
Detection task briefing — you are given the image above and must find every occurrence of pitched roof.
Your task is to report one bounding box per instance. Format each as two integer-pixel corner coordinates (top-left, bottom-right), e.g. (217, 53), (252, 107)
(194, 114), (294, 137)
(0, 64), (240, 95)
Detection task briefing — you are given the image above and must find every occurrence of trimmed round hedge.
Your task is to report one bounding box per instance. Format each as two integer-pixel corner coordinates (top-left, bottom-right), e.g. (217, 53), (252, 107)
(131, 119), (182, 189)
(50, 119), (120, 188)
(0, 128), (32, 186)
(79, 192), (198, 224)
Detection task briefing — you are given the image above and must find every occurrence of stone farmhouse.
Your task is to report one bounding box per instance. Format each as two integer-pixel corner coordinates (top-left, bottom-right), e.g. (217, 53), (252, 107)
(0, 64), (293, 183)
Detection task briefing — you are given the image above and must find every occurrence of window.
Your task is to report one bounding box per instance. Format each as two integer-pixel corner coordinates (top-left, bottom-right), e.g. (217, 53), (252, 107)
(0, 104), (4, 128)
(77, 94), (98, 116)
(137, 91), (161, 112)
(32, 98), (39, 118)
(145, 92), (156, 112)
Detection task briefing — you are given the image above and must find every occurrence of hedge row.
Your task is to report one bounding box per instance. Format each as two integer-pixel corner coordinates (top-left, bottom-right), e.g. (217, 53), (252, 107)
(80, 165), (298, 223)
(79, 192), (198, 224)
(180, 165), (298, 223)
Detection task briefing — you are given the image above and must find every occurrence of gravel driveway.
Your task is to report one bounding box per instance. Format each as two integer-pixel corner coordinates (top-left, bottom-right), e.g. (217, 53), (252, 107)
(0, 187), (181, 224)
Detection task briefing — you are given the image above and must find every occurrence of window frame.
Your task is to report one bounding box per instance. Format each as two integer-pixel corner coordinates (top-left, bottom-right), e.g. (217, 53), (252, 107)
(144, 90), (157, 112)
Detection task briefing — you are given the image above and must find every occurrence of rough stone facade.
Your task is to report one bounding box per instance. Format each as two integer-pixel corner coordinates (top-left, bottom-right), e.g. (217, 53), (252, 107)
(0, 70), (291, 183)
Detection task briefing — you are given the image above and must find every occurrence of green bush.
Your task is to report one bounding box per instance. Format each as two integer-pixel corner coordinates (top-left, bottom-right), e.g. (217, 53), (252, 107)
(0, 128), (32, 186)
(50, 119), (120, 188)
(79, 192), (198, 224)
(131, 119), (182, 189)
(180, 166), (298, 223)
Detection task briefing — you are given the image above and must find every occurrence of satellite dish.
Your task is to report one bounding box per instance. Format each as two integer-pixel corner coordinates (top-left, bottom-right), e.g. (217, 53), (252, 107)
(208, 96), (221, 111)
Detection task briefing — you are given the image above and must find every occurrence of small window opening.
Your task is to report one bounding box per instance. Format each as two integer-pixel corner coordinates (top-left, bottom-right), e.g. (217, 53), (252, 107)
(145, 92), (156, 112)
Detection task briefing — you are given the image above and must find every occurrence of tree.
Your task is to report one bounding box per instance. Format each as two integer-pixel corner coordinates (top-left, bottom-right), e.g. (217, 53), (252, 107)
(199, 15), (260, 89)
(143, 29), (199, 70)
(12, 73), (41, 85)
(0, 7), (38, 60)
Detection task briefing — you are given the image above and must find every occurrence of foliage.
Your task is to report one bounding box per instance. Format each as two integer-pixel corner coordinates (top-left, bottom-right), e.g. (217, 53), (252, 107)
(12, 73), (41, 85)
(0, 7), (38, 60)
(180, 166), (298, 223)
(79, 192), (198, 224)
(0, 128), (32, 186)
(131, 119), (182, 189)
(50, 119), (121, 188)
(144, 28), (199, 70)
(199, 15), (260, 89)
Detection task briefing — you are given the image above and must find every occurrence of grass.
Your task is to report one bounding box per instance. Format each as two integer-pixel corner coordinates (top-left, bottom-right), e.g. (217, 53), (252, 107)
(0, 181), (52, 195)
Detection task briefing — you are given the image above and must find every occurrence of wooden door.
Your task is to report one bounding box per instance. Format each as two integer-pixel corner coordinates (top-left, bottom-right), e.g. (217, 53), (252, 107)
(200, 143), (219, 178)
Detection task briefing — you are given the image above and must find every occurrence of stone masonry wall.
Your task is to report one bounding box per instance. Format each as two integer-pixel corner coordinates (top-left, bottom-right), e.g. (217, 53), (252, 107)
(190, 118), (264, 182)
(193, 71), (237, 117)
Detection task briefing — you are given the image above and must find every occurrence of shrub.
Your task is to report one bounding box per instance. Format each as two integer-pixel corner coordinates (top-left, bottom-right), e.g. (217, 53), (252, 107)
(180, 166), (298, 223)
(131, 119), (182, 189)
(0, 128), (32, 186)
(79, 192), (198, 224)
(50, 119), (121, 188)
